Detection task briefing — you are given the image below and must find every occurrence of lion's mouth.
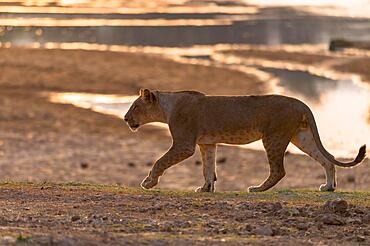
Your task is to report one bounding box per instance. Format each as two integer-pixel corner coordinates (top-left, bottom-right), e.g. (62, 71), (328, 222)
(129, 123), (140, 131)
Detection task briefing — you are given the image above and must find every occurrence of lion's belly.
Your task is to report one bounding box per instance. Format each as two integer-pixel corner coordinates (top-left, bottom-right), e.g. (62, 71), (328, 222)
(198, 130), (262, 145)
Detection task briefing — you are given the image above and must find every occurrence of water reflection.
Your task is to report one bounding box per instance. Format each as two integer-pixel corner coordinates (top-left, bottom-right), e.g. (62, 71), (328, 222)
(261, 68), (337, 103)
(0, 17), (249, 26)
(1, 10), (370, 47)
(48, 92), (137, 117)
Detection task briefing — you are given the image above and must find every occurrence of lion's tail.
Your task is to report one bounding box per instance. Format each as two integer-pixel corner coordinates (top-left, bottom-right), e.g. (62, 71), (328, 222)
(304, 107), (366, 168)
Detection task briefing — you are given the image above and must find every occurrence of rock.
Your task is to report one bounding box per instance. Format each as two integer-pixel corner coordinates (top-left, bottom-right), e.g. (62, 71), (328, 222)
(290, 208), (300, 216)
(346, 217), (362, 224)
(316, 214), (345, 226)
(361, 213), (370, 223)
(356, 236), (366, 242)
(279, 207), (300, 217)
(353, 207), (365, 214)
(235, 202), (251, 210)
(128, 162), (136, 167)
(271, 202), (283, 212)
(71, 215), (81, 222)
(347, 235), (366, 242)
(218, 228), (228, 234)
(238, 224), (252, 232)
(323, 199), (348, 214)
(80, 162), (89, 169)
(253, 226), (274, 236)
(331, 199), (348, 213)
(296, 223), (309, 230)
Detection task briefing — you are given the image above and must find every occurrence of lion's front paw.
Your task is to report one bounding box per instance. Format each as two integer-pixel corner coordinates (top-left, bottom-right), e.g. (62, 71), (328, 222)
(140, 176), (159, 190)
(319, 183), (335, 192)
(248, 186), (263, 193)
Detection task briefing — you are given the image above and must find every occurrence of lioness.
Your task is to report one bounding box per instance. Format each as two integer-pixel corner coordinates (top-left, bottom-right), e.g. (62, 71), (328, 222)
(124, 89), (366, 192)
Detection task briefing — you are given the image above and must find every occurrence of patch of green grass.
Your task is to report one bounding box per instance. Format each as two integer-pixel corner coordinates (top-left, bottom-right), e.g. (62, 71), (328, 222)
(1, 181), (369, 206)
(16, 234), (32, 243)
(122, 232), (263, 244)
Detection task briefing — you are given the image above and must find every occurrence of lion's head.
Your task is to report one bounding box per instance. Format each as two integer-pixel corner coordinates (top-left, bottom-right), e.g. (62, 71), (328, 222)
(124, 89), (163, 131)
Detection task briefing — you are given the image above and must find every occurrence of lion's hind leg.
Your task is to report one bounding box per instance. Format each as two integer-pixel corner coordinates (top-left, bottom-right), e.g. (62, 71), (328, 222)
(248, 134), (289, 192)
(291, 128), (336, 192)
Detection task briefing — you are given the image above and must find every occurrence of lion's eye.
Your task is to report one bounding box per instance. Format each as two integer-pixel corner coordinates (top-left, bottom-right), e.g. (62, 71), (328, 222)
(132, 105), (137, 110)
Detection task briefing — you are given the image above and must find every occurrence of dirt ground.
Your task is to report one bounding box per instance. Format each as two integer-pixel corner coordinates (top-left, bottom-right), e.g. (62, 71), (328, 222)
(0, 182), (369, 245)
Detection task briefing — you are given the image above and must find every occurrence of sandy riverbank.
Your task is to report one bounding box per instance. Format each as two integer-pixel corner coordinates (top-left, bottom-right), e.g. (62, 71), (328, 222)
(0, 47), (368, 191)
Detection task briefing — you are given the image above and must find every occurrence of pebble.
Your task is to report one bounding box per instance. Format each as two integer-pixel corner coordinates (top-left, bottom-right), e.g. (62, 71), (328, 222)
(128, 162), (136, 167)
(323, 199), (348, 213)
(271, 202), (283, 212)
(356, 236), (366, 242)
(71, 215), (81, 222)
(361, 213), (370, 223)
(279, 207), (300, 217)
(316, 214), (345, 225)
(253, 226), (274, 236)
(296, 223), (309, 230)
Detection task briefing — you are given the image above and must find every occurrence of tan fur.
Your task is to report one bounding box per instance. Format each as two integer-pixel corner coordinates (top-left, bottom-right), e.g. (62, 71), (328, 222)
(124, 89), (366, 192)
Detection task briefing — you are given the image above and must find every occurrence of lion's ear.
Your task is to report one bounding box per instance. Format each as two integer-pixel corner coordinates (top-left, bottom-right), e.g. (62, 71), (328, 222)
(141, 88), (156, 103)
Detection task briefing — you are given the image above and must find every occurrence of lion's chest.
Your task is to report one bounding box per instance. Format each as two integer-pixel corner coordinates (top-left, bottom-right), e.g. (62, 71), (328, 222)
(198, 129), (262, 145)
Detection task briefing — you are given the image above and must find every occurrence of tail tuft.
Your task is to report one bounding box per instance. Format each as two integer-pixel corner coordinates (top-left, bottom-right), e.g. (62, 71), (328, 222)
(354, 144), (366, 164)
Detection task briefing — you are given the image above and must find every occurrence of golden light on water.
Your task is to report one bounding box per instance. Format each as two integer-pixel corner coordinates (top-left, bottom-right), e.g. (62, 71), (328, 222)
(3, 0), (368, 18)
(0, 16), (250, 27)
(48, 92), (137, 117)
(0, 5), (258, 14)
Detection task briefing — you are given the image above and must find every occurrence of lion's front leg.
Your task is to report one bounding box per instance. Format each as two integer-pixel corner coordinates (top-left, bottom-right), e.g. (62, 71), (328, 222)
(195, 144), (217, 193)
(141, 144), (195, 189)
